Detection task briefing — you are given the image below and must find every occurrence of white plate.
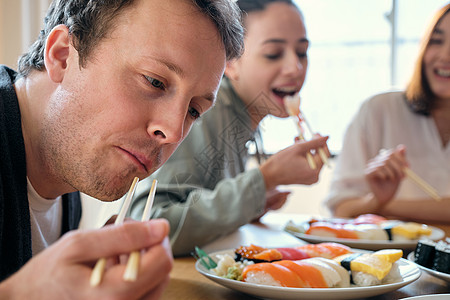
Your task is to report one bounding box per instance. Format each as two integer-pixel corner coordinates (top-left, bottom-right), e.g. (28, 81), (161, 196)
(196, 249), (421, 300)
(407, 252), (450, 283)
(402, 295), (450, 300)
(285, 225), (445, 251)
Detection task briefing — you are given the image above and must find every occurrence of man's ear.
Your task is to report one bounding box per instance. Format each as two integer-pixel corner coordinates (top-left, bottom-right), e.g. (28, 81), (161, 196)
(224, 59), (240, 81)
(44, 24), (71, 83)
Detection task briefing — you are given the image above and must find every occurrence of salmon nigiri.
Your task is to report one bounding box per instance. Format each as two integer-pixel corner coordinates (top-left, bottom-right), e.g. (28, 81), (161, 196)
(306, 222), (360, 239)
(242, 262), (305, 287)
(242, 257), (350, 288)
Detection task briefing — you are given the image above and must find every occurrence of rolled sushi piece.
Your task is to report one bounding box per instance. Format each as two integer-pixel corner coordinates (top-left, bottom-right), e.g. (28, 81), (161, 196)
(433, 240), (450, 274)
(414, 239), (436, 269)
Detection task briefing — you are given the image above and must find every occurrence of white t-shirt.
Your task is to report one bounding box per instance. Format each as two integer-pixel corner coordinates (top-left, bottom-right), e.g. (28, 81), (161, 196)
(325, 91), (450, 210)
(27, 178), (62, 256)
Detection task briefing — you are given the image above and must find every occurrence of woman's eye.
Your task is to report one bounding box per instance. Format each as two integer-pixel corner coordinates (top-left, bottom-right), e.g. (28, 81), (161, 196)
(429, 38), (443, 45)
(265, 53), (282, 60)
(145, 76), (165, 90)
(188, 106), (201, 120)
(297, 52), (307, 59)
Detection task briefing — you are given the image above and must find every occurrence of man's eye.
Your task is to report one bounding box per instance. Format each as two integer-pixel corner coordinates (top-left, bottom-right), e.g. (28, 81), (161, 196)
(188, 107), (201, 120)
(145, 76), (165, 90)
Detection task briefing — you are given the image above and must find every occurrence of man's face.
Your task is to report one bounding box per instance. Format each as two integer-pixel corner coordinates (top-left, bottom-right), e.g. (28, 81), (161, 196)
(42, 0), (226, 200)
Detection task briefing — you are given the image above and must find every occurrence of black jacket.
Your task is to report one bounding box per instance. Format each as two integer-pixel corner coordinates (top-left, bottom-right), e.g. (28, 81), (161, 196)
(0, 66), (81, 281)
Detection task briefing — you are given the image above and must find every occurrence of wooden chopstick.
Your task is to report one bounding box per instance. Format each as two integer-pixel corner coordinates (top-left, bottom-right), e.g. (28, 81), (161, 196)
(123, 179), (158, 281)
(90, 176), (140, 287)
(404, 167), (442, 201)
(298, 110), (330, 167)
(291, 117), (317, 170)
(284, 95), (317, 170)
(284, 104), (317, 169)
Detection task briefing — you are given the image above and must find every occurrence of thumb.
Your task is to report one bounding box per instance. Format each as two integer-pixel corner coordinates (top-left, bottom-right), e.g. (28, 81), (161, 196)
(60, 219), (170, 262)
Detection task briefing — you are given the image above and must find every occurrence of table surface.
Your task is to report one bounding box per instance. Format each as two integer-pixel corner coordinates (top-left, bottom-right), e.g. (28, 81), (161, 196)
(161, 213), (450, 300)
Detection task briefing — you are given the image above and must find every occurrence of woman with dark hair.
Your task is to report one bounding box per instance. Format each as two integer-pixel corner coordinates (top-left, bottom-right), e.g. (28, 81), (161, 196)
(325, 4), (450, 223)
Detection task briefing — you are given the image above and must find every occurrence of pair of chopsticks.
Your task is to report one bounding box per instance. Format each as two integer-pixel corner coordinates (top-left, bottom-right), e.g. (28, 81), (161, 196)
(378, 149), (441, 201)
(403, 168), (441, 201)
(284, 94), (329, 169)
(90, 177), (158, 286)
(297, 110), (330, 167)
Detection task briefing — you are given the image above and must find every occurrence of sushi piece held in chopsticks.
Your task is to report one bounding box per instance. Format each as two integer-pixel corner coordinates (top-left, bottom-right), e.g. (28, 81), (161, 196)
(283, 94), (317, 169)
(284, 94), (329, 166)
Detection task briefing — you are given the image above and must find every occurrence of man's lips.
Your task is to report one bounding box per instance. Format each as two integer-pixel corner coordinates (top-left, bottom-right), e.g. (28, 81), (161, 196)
(118, 147), (152, 173)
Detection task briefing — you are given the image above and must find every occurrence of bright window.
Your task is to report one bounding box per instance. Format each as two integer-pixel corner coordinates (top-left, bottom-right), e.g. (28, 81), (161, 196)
(259, 0), (449, 154)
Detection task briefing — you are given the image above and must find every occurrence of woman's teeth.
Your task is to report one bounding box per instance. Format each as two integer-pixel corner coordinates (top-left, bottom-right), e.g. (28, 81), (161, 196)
(273, 87), (297, 97)
(436, 68), (450, 77)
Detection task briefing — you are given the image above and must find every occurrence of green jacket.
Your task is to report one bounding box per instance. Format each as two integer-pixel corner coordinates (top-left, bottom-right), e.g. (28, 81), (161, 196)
(129, 78), (266, 256)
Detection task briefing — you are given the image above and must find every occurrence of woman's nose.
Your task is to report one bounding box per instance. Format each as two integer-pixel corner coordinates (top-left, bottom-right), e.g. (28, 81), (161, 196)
(282, 51), (305, 76)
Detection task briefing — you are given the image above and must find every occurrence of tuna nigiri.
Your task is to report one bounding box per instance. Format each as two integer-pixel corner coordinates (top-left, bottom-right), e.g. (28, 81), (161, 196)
(296, 242), (352, 259)
(235, 242), (351, 263)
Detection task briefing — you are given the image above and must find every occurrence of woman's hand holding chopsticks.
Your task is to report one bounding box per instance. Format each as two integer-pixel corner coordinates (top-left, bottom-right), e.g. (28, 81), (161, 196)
(259, 136), (329, 191)
(365, 145), (442, 207)
(284, 94), (330, 169)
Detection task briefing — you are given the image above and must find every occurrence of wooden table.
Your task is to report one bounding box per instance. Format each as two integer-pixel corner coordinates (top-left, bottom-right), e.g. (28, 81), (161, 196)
(161, 213), (450, 300)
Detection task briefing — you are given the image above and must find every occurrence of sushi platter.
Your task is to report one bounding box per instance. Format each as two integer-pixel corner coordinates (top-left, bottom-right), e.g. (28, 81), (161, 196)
(196, 248), (421, 300)
(284, 214), (445, 250)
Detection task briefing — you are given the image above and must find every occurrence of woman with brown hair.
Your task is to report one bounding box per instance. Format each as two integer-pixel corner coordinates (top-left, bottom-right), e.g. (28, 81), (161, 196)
(325, 4), (450, 223)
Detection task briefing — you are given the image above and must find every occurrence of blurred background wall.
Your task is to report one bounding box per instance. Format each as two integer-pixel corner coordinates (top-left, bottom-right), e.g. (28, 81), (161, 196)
(0, 0), (51, 69)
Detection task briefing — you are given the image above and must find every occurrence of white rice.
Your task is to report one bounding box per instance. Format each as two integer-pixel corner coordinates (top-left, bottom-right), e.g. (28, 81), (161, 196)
(382, 262), (401, 284)
(244, 271), (282, 287)
(352, 271), (381, 286)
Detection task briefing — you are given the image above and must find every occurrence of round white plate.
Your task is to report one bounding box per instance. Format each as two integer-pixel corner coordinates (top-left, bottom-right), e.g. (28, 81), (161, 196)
(196, 249), (421, 300)
(402, 294), (450, 300)
(407, 252), (450, 283)
(285, 225), (444, 251)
